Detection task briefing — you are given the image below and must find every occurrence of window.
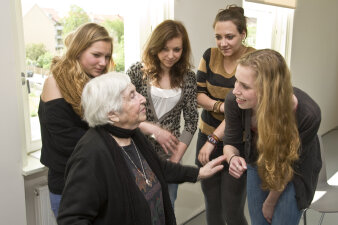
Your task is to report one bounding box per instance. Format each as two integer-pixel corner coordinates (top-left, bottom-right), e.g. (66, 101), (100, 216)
(243, 0), (294, 65)
(20, 0), (173, 154)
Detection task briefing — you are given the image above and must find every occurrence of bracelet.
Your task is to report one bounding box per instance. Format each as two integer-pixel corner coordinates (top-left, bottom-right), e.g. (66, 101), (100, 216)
(213, 101), (222, 113)
(228, 154), (239, 165)
(207, 133), (219, 145)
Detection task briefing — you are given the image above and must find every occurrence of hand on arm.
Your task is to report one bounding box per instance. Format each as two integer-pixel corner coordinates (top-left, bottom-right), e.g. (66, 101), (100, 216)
(139, 121), (178, 154)
(198, 120), (225, 165)
(262, 190), (282, 223)
(197, 155), (226, 180)
(223, 145), (247, 178)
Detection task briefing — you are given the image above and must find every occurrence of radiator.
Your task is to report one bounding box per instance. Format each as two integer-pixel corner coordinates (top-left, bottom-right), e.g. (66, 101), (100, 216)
(34, 185), (57, 225)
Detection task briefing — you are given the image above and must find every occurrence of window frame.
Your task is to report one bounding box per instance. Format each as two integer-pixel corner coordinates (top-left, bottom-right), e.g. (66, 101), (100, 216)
(243, 0), (295, 65)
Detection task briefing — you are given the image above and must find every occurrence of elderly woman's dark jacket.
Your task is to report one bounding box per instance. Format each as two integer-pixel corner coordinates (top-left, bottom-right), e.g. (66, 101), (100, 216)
(57, 128), (199, 225)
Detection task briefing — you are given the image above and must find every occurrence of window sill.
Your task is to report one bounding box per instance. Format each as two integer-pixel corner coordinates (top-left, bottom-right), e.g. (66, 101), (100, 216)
(22, 150), (47, 176)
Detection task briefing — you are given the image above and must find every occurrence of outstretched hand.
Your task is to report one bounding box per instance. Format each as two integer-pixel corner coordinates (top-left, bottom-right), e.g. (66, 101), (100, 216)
(198, 155), (226, 180)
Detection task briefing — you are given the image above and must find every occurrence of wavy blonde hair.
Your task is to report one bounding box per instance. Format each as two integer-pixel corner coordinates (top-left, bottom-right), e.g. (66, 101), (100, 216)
(51, 23), (113, 116)
(238, 49), (300, 191)
(142, 20), (193, 88)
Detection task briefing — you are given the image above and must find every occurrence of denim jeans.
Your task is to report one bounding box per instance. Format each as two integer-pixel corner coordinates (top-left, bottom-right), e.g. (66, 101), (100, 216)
(168, 183), (178, 209)
(247, 165), (302, 225)
(49, 191), (62, 217)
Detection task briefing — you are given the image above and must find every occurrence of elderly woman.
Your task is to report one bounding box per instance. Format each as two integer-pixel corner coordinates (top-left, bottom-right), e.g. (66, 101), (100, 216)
(57, 72), (225, 225)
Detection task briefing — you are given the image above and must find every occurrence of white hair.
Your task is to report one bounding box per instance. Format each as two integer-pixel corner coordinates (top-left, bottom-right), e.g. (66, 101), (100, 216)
(81, 72), (131, 127)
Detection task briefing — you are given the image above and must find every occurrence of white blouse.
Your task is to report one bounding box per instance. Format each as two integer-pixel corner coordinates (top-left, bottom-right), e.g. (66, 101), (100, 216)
(150, 85), (182, 119)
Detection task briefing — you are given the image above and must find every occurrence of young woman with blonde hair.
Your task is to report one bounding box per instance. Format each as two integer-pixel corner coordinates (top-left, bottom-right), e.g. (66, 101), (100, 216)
(223, 49), (322, 225)
(39, 22), (113, 216)
(127, 20), (198, 207)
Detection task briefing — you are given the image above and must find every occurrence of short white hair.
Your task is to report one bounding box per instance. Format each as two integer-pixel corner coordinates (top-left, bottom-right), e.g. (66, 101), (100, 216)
(81, 72), (131, 127)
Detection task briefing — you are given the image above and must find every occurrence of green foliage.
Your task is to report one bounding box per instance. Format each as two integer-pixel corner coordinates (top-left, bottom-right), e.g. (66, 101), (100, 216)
(61, 5), (90, 38)
(101, 19), (125, 71)
(246, 26), (257, 47)
(114, 36), (125, 72)
(36, 52), (54, 69)
(26, 43), (47, 61)
(101, 19), (124, 43)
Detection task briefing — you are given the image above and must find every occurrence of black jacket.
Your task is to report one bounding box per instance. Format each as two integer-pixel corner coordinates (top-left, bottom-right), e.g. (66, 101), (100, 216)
(57, 128), (199, 225)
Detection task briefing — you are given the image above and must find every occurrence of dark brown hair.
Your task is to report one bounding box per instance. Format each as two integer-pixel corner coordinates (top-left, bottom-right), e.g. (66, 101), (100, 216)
(213, 5), (247, 38)
(142, 20), (192, 88)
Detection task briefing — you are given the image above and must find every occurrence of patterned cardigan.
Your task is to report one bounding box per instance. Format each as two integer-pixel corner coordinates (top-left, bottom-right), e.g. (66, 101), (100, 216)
(126, 62), (198, 159)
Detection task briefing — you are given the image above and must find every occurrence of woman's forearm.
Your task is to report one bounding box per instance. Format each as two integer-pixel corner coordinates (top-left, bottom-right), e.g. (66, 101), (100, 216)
(197, 93), (217, 111)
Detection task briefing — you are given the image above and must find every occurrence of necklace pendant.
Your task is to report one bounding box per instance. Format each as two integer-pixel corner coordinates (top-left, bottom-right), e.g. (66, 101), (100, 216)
(146, 179), (152, 187)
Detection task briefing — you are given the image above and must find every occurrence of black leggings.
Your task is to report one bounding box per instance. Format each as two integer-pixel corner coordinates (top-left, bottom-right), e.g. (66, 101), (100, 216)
(196, 131), (248, 225)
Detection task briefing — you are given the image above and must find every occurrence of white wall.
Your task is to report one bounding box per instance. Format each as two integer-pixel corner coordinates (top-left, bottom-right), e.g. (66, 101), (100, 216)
(290, 0), (338, 134)
(0, 0), (27, 224)
(174, 0), (242, 69)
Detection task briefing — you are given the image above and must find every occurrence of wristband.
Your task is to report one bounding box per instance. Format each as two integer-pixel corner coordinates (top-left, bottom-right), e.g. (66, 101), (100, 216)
(207, 133), (219, 145)
(228, 154), (239, 165)
(213, 101), (222, 113)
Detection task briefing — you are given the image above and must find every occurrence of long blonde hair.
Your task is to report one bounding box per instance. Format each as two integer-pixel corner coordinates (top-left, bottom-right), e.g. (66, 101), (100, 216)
(238, 49), (300, 191)
(51, 23), (113, 116)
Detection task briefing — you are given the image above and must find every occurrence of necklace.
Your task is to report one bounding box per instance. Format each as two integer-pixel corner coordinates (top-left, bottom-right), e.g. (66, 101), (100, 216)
(120, 139), (152, 187)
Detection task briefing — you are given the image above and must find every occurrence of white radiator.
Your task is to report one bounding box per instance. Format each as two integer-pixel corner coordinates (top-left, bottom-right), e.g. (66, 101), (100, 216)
(34, 185), (57, 225)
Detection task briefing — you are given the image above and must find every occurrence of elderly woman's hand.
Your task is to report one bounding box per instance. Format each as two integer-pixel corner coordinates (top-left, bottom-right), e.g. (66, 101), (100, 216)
(153, 126), (179, 154)
(197, 155), (226, 180)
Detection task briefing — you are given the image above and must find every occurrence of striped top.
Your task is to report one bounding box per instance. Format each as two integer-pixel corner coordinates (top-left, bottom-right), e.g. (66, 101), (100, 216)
(197, 47), (255, 136)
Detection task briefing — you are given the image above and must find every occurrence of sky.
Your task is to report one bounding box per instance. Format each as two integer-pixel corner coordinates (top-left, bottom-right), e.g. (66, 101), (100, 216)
(21, 0), (127, 17)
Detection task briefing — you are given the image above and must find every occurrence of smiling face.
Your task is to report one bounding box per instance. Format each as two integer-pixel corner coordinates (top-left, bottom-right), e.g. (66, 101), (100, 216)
(214, 21), (245, 57)
(78, 40), (112, 77)
(157, 37), (183, 71)
(233, 64), (258, 111)
(112, 84), (147, 129)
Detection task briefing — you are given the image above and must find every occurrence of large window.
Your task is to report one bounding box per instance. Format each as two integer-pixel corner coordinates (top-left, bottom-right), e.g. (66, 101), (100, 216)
(243, 0), (294, 65)
(20, 0), (173, 154)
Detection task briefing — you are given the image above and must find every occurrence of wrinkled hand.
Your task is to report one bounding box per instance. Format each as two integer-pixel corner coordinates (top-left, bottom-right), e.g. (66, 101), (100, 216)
(153, 127), (179, 154)
(228, 155), (247, 178)
(262, 200), (276, 224)
(198, 155), (226, 180)
(198, 142), (215, 165)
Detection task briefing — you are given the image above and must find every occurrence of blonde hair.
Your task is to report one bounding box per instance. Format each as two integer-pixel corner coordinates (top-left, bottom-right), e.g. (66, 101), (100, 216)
(142, 20), (192, 88)
(238, 49), (300, 191)
(51, 23), (113, 116)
